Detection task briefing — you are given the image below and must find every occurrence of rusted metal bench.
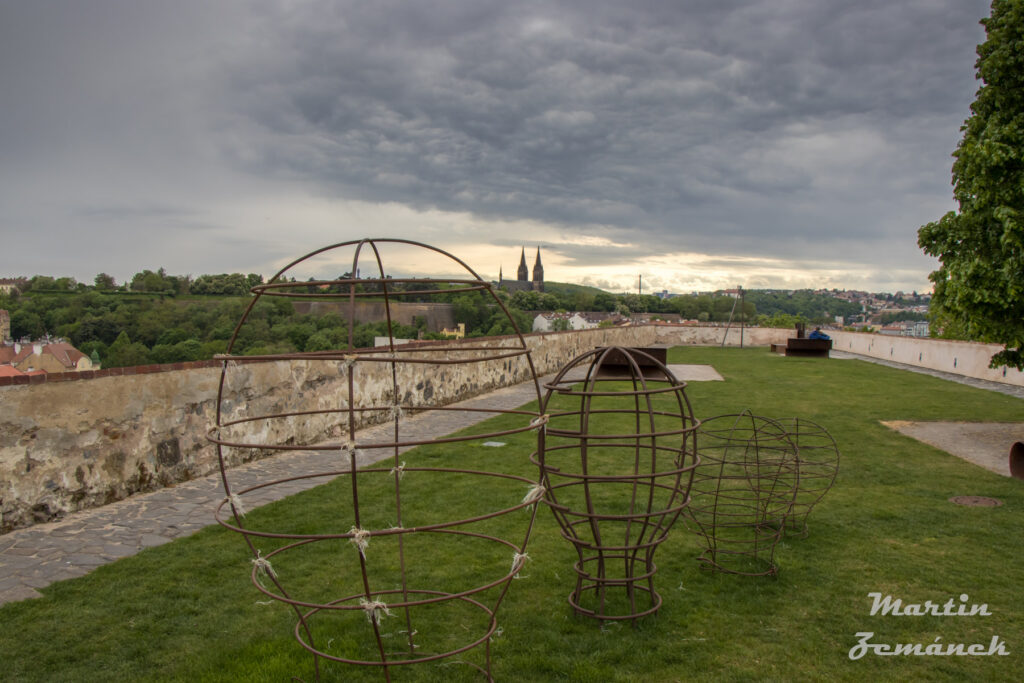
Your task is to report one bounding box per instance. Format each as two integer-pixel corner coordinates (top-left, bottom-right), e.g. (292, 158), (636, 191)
(595, 345), (669, 378)
(772, 338), (832, 357)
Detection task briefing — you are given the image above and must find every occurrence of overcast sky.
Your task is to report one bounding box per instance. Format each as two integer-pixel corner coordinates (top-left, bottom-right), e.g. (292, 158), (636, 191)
(0, 0), (992, 293)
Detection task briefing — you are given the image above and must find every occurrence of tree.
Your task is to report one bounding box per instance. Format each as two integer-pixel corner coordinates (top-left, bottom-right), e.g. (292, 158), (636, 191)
(26, 276), (56, 292)
(918, 0), (1024, 369)
(94, 273), (117, 290)
(105, 331), (150, 367)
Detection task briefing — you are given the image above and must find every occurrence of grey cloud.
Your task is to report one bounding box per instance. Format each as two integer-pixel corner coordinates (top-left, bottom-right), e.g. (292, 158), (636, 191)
(215, 0), (985, 257)
(0, 0), (991, 289)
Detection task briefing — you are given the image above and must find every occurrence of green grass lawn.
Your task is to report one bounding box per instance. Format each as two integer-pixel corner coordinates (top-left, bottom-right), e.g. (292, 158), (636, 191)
(2, 347), (1023, 682)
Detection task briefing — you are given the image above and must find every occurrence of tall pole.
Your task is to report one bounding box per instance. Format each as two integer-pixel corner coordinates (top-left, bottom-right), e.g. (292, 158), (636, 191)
(739, 286), (745, 349)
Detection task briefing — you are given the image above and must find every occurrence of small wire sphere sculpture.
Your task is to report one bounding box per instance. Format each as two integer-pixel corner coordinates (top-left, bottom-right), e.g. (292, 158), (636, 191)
(531, 347), (700, 623)
(207, 239), (545, 681)
(774, 418), (839, 537)
(685, 411), (799, 577)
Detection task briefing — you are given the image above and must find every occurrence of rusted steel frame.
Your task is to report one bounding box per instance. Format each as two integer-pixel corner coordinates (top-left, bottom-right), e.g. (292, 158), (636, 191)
(554, 526), (679, 556)
(773, 417), (839, 536)
(545, 492), (692, 524)
(245, 528), (525, 611)
(214, 467), (541, 540)
(540, 466), (692, 485)
(208, 418), (539, 452)
(536, 346), (699, 623)
(213, 348), (530, 364)
(687, 411), (798, 576)
(261, 237), (494, 288)
(569, 583), (663, 621)
(258, 276), (490, 289)
(212, 239), (544, 680)
(254, 278), (489, 294)
(536, 440), (688, 466)
(545, 423), (695, 440)
(213, 404), (539, 432)
(570, 554), (660, 583)
(252, 287), (488, 299)
(218, 345), (529, 359)
(294, 589), (498, 667)
(541, 382), (687, 398)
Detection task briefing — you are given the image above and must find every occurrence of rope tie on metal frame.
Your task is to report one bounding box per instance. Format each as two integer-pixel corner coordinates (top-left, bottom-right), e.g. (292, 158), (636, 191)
(349, 526), (371, 557)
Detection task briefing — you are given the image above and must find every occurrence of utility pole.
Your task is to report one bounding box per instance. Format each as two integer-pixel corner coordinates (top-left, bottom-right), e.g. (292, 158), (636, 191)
(739, 285), (745, 348)
(638, 274), (642, 295)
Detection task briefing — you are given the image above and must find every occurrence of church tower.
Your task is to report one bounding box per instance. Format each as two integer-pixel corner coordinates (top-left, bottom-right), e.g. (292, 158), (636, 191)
(532, 247), (544, 292)
(517, 247), (529, 281)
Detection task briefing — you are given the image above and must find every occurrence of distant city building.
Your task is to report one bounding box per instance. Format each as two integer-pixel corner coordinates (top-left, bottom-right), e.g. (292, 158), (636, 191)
(440, 323), (466, 339)
(532, 311), (632, 332)
(0, 278), (24, 296)
(533, 312), (595, 332)
(0, 309), (9, 342)
(499, 247), (544, 292)
(0, 341), (96, 374)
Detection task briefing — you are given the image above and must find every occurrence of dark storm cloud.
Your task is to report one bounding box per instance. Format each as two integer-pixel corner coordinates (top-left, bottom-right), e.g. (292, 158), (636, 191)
(217, 0), (987, 259)
(0, 0), (992, 288)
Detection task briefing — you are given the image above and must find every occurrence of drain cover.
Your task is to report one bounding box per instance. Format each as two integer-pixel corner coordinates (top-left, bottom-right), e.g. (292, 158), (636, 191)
(949, 495), (1003, 507)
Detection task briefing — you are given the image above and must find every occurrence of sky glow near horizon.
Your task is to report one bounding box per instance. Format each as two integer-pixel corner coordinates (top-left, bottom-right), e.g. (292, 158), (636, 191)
(0, 0), (992, 294)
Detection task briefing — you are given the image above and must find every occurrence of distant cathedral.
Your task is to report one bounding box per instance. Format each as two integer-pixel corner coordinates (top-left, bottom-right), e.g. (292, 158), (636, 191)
(498, 246), (544, 292)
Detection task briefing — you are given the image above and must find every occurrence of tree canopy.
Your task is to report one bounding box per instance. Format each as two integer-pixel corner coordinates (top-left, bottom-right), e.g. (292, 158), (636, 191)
(918, 0), (1024, 369)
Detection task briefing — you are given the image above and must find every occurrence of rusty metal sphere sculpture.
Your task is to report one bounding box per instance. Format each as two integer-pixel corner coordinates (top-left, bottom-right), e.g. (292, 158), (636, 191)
(686, 411), (799, 576)
(774, 418), (839, 537)
(208, 239), (544, 681)
(531, 347), (700, 623)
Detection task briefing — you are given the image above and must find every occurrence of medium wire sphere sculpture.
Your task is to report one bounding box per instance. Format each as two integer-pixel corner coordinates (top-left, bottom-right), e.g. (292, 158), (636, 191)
(207, 239), (545, 681)
(531, 347), (700, 623)
(774, 417), (839, 537)
(685, 411), (799, 576)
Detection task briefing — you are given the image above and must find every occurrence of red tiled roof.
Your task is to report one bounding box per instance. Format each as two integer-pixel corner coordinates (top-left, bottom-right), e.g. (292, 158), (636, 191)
(0, 364), (25, 377)
(42, 342), (87, 369)
(0, 345), (32, 365)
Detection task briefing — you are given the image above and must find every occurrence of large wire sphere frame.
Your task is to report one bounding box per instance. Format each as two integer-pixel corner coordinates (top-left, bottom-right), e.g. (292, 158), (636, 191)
(208, 238), (545, 681)
(774, 417), (839, 538)
(686, 411), (799, 577)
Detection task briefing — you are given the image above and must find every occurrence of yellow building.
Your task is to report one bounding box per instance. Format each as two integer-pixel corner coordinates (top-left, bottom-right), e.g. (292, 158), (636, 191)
(440, 323), (466, 339)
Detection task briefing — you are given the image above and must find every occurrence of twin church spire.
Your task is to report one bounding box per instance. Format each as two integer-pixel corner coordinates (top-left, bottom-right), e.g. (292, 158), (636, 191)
(500, 246), (544, 292)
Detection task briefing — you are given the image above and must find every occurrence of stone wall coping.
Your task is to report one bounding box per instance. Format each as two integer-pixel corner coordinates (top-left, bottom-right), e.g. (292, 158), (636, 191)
(0, 325), (675, 387)
(4, 324), (1016, 390)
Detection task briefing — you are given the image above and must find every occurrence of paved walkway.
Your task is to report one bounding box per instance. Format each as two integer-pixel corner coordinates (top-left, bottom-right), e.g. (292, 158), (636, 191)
(0, 376), (550, 606)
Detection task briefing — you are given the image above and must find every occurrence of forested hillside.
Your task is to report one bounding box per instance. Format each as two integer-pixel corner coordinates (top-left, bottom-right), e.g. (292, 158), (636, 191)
(1, 270), (886, 368)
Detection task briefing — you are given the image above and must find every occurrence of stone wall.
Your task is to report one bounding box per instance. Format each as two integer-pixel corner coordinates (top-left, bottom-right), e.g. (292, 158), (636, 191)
(828, 330), (1024, 387)
(1, 325), (677, 532)
(11, 322), (1015, 533)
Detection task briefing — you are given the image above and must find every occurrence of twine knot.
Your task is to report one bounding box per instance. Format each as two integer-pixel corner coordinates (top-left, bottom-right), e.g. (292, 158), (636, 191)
(227, 493), (246, 517)
(360, 598), (392, 624)
(521, 484), (546, 506)
(511, 551), (531, 579)
(349, 526), (370, 557)
(252, 551), (277, 582)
